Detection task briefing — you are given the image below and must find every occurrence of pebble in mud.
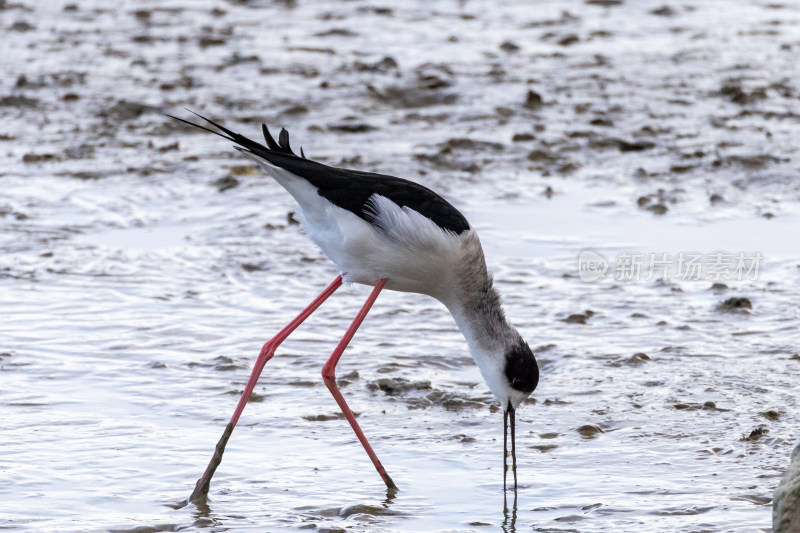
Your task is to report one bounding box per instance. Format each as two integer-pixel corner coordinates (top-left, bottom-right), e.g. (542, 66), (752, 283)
(719, 79), (768, 105)
(10, 21), (34, 32)
(302, 413), (349, 422)
(367, 377), (431, 395)
(578, 424), (604, 438)
(556, 34), (580, 46)
(742, 427), (768, 441)
(22, 153), (59, 163)
(100, 100), (161, 122)
(512, 132), (535, 142)
(328, 121), (377, 133)
(1, 95), (39, 108)
(562, 310), (595, 324)
(213, 176), (239, 192)
(718, 297), (753, 312)
(709, 193), (725, 205)
(673, 401), (726, 412)
(605, 352), (651, 367)
(617, 139), (655, 152)
(336, 370), (359, 387)
(408, 390), (488, 411)
(650, 5), (677, 17)
(367, 63), (457, 108)
(627, 353), (650, 365)
(352, 56), (398, 73)
(714, 153), (787, 170)
(338, 504), (403, 518)
(416, 137), (503, 173)
(526, 148), (559, 165)
(523, 89), (544, 109)
(185, 355), (244, 372)
(365, 377), (487, 411)
(636, 189), (680, 215)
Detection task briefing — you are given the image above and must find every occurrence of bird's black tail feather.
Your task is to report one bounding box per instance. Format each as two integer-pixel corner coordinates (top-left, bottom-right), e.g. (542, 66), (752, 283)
(166, 109), (306, 159)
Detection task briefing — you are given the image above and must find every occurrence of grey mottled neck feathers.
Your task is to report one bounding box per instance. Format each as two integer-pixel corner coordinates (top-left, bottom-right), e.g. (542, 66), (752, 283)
(446, 233), (516, 352)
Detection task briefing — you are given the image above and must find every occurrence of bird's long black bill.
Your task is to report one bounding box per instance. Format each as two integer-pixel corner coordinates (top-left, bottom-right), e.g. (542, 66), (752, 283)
(503, 403), (517, 491)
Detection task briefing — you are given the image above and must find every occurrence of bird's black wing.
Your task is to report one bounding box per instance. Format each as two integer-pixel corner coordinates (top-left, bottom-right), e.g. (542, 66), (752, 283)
(168, 111), (471, 235)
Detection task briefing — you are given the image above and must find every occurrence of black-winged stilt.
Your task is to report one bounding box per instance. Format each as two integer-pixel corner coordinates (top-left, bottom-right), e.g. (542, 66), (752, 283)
(169, 111), (539, 499)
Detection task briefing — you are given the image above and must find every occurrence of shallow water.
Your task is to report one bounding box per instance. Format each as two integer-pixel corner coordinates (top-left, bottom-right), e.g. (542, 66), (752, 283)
(1, 0), (799, 531)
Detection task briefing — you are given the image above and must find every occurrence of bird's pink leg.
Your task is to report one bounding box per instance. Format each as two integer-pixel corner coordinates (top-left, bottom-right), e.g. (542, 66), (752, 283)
(190, 275), (343, 502)
(321, 278), (397, 490)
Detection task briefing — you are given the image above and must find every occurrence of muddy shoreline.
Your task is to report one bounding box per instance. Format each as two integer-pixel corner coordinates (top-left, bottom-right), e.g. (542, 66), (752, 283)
(1, 1), (798, 531)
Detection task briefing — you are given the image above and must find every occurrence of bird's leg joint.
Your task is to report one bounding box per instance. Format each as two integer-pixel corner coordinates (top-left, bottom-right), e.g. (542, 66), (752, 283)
(321, 363), (336, 385)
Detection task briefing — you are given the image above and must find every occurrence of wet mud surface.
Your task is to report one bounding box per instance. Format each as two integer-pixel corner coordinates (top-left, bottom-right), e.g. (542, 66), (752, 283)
(1, 0), (799, 532)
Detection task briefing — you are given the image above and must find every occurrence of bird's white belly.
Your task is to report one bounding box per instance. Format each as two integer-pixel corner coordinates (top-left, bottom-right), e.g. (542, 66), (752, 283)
(301, 196), (467, 297)
(306, 208), (458, 295)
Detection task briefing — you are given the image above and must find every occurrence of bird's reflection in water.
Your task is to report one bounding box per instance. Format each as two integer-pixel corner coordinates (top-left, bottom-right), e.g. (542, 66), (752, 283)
(174, 482), (398, 529)
(191, 499), (219, 530)
(384, 485), (399, 506)
(149, 493), (219, 532)
(502, 486), (518, 533)
(176, 493), (220, 530)
(189, 494), (211, 519)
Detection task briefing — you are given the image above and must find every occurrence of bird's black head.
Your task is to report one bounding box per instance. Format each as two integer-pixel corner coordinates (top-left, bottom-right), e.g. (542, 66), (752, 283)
(504, 340), (539, 395)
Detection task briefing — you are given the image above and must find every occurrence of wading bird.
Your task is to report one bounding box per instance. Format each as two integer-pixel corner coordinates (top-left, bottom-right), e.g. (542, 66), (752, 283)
(169, 111), (539, 500)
